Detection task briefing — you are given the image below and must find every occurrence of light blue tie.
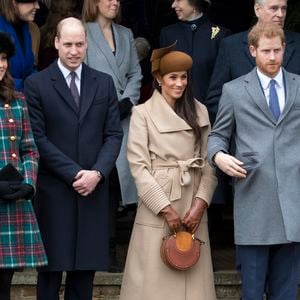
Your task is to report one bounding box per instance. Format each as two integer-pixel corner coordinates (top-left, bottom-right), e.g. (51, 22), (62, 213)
(269, 79), (280, 121)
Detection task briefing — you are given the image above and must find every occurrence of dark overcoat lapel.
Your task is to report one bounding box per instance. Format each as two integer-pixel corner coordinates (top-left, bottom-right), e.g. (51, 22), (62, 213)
(49, 62), (79, 115)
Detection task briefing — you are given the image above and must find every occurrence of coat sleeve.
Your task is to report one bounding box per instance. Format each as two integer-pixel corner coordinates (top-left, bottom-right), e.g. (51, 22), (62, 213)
(194, 103), (217, 206)
(19, 98), (39, 188)
(24, 76), (82, 185)
(205, 38), (231, 124)
(127, 107), (171, 215)
(207, 84), (235, 165)
(122, 29), (142, 104)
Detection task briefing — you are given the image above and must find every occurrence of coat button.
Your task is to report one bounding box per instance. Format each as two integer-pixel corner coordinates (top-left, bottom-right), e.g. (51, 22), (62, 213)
(11, 153), (17, 158)
(8, 118), (14, 123)
(10, 136), (16, 141)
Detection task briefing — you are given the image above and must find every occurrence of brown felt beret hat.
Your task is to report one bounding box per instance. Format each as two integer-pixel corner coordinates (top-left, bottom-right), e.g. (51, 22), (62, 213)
(151, 42), (193, 79)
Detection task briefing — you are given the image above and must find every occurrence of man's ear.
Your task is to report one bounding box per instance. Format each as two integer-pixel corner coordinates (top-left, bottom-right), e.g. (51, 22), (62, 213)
(254, 3), (260, 18)
(54, 36), (59, 50)
(282, 42), (286, 52)
(249, 45), (257, 58)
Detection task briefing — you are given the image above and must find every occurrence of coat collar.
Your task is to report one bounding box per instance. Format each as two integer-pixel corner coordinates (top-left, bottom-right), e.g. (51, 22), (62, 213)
(144, 90), (209, 133)
(49, 61), (97, 120)
(85, 22), (125, 86)
(244, 68), (298, 125)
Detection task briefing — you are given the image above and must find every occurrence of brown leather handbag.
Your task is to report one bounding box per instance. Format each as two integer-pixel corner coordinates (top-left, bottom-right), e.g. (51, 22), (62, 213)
(160, 230), (204, 271)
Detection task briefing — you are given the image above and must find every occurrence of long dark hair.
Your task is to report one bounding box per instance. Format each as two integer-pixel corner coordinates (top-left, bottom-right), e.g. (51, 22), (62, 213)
(0, 65), (19, 103)
(154, 75), (202, 146)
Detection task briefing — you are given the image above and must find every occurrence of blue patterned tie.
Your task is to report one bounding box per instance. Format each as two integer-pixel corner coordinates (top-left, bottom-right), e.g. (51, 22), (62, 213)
(70, 72), (80, 107)
(269, 79), (280, 121)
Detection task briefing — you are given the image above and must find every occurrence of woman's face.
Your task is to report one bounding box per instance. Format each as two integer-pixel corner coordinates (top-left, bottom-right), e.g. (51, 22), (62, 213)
(0, 53), (8, 82)
(14, 1), (40, 22)
(171, 0), (197, 21)
(97, 0), (120, 20)
(161, 71), (188, 105)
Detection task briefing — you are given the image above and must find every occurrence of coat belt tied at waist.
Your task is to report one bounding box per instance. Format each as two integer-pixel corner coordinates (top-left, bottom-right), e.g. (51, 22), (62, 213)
(151, 157), (205, 201)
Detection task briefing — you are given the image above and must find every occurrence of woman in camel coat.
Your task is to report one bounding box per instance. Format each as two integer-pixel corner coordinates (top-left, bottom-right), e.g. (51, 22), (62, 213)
(120, 44), (217, 300)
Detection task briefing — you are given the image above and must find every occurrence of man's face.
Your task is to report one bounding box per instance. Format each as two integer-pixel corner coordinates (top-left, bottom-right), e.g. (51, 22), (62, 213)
(54, 24), (87, 72)
(254, 0), (287, 28)
(250, 35), (285, 77)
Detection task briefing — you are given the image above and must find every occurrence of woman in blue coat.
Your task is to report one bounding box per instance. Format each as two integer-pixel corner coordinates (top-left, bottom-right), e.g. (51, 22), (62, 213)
(0, 0), (40, 91)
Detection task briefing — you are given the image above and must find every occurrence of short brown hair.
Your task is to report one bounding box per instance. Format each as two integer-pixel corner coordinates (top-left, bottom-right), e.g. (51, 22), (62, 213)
(248, 21), (285, 48)
(56, 17), (86, 40)
(0, 0), (19, 23)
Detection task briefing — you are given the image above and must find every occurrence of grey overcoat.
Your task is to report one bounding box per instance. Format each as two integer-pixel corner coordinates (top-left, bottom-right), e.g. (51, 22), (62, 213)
(85, 21), (142, 205)
(208, 68), (300, 245)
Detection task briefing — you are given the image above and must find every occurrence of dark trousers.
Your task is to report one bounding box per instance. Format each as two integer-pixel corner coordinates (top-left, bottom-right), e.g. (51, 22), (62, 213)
(0, 269), (14, 300)
(37, 270), (95, 300)
(236, 243), (300, 300)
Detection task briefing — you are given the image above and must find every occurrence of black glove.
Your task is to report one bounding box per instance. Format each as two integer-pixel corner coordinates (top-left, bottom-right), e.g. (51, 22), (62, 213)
(0, 181), (14, 197)
(2, 184), (34, 201)
(118, 98), (133, 120)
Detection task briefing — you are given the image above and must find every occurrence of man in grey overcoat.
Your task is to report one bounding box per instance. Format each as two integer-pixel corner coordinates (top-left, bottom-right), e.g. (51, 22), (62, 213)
(208, 22), (300, 300)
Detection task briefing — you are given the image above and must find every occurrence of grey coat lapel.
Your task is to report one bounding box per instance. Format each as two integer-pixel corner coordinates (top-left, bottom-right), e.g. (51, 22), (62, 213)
(50, 62), (79, 115)
(244, 68), (275, 123)
(278, 69), (298, 123)
(86, 22), (122, 84)
(112, 22), (126, 70)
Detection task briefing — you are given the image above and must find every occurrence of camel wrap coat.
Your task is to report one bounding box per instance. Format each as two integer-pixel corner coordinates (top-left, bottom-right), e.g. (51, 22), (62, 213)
(120, 90), (217, 300)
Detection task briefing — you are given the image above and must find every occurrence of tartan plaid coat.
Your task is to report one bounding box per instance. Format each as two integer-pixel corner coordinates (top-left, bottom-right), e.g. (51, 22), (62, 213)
(0, 96), (47, 269)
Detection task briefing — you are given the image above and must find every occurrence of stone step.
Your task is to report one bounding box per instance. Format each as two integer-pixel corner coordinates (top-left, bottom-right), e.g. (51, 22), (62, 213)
(12, 270), (242, 300)
(11, 269), (300, 300)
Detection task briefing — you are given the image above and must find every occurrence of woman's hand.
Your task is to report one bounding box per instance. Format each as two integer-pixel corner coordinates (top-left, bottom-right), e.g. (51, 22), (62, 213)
(182, 198), (208, 233)
(160, 205), (182, 231)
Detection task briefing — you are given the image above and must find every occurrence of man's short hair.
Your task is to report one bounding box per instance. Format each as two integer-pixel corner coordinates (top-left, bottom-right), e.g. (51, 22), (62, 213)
(56, 17), (86, 39)
(248, 22), (285, 48)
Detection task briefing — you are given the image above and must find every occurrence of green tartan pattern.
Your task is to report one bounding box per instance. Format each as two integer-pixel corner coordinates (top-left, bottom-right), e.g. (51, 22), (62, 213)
(0, 97), (39, 188)
(0, 199), (48, 268)
(0, 96), (47, 268)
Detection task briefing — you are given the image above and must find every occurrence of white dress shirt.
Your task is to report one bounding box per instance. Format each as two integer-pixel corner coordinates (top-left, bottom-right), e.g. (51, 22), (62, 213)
(257, 67), (285, 113)
(57, 59), (82, 96)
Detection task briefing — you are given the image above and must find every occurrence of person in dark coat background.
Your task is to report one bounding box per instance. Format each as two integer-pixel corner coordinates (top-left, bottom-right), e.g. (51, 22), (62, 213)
(160, 0), (231, 104)
(206, 0), (300, 124)
(24, 17), (123, 300)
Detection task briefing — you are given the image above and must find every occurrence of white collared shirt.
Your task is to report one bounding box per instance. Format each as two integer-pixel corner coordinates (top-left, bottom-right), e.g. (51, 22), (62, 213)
(256, 67), (285, 113)
(57, 59), (82, 95)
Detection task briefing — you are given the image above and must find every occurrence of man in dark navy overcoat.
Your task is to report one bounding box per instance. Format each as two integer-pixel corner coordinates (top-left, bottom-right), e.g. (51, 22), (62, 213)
(24, 17), (123, 300)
